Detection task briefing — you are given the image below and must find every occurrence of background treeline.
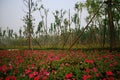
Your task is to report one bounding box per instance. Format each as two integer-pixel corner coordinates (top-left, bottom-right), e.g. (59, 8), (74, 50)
(0, 0), (120, 50)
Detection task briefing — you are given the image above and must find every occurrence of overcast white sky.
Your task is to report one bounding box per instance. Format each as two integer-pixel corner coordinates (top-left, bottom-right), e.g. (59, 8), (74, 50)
(0, 0), (88, 34)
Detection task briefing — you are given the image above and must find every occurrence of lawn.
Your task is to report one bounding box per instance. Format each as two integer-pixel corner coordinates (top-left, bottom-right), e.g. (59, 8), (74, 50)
(0, 50), (120, 80)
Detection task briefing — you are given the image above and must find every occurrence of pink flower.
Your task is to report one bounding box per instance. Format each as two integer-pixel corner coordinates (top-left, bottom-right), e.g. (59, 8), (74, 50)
(106, 71), (113, 76)
(65, 73), (73, 79)
(82, 75), (91, 80)
(44, 71), (49, 76)
(25, 69), (31, 74)
(33, 71), (38, 76)
(85, 68), (90, 73)
(93, 67), (97, 72)
(103, 78), (107, 80)
(47, 55), (59, 62)
(29, 73), (34, 78)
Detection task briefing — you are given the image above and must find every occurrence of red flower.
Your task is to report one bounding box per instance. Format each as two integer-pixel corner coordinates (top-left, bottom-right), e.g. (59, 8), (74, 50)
(47, 54), (59, 62)
(85, 68), (90, 73)
(0, 65), (7, 73)
(85, 59), (94, 64)
(34, 76), (39, 80)
(43, 76), (47, 80)
(113, 61), (117, 65)
(65, 73), (73, 79)
(96, 73), (99, 77)
(106, 71), (113, 76)
(110, 64), (113, 67)
(97, 57), (101, 61)
(10, 76), (16, 80)
(82, 75), (91, 80)
(5, 76), (16, 80)
(5, 77), (10, 80)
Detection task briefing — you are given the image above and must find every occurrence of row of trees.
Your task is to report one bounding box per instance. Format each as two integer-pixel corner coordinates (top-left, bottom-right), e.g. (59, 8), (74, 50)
(0, 0), (120, 50)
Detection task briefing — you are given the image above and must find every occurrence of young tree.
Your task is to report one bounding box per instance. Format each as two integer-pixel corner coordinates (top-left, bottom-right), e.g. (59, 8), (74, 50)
(36, 21), (43, 37)
(3, 30), (6, 38)
(19, 28), (22, 38)
(23, 0), (38, 49)
(75, 2), (84, 30)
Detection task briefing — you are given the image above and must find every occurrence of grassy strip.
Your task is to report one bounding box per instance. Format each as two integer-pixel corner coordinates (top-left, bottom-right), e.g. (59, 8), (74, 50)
(0, 46), (120, 52)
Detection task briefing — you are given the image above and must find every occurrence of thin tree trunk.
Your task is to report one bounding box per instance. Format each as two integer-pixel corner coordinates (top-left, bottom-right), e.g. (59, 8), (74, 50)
(107, 0), (115, 51)
(28, 0), (32, 49)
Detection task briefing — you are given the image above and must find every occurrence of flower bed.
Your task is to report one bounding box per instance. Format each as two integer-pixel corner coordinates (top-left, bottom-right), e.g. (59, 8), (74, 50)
(0, 50), (120, 80)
